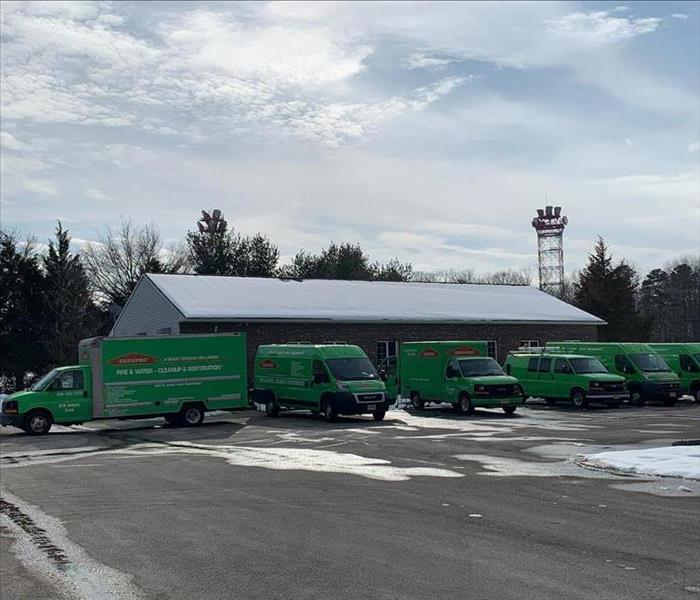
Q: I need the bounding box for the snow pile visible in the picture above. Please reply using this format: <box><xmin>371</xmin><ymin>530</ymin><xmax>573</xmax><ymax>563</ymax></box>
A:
<box><xmin>583</xmin><ymin>446</ymin><xmax>700</xmax><ymax>480</ymax></box>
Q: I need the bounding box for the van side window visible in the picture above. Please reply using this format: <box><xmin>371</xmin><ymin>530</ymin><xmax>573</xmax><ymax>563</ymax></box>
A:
<box><xmin>553</xmin><ymin>359</ymin><xmax>569</xmax><ymax>374</ymax></box>
<box><xmin>58</xmin><ymin>370</ymin><xmax>84</xmax><ymax>391</ymax></box>
<box><xmin>313</xmin><ymin>360</ymin><xmax>326</xmax><ymax>377</ymax></box>
<box><xmin>615</xmin><ymin>355</ymin><xmax>634</xmax><ymax>374</ymax></box>
<box><xmin>538</xmin><ymin>358</ymin><xmax>552</xmax><ymax>373</ymax></box>
<box><xmin>680</xmin><ymin>355</ymin><xmax>697</xmax><ymax>372</ymax></box>
<box><xmin>446</xmin><ymin>360</ymin><xmax>460</xmax><ymax>378</ymax></box>
<box><xmin>527</xmin><ymin>358</ymin><xmax>539</xmax><ymax>372</ymax></box>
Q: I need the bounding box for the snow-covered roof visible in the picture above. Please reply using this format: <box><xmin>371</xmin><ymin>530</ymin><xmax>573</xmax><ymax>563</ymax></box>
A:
<box><xmin>141</xmin><ymin>274</ymin><xmax>604</xmax><ymax>325</ymax></box>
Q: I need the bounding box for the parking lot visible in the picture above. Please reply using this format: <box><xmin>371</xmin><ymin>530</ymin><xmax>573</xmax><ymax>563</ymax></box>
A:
<box><xmin>1</xmin><ymin>401</ymin><xmax>699</xmax><ymax>600</ymax></box>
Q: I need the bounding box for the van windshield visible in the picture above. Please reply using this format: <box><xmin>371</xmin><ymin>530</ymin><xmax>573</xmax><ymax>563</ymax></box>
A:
<box><xmin>570</xmin><ymin>357</ymin><xmax>608</xmax><ymax>374</ymax></box>
<box><xmin>458</xmin><ymin>358</ymin><xmax>505</xmax><ymax>377</ymax></box>
<box><xmin>30</xmin><ymin>369</ymin><xmax>59</xmax><ymax>391</ymax></box>
<box><xmin>629</xmin><ymin>353</ymin><xmax>671</xmax><ymax>372</ymax></box>
<box><xmin>325</xmin><ymin>358</ymin><xmax>379</xmax><ymax>381</ymax></box>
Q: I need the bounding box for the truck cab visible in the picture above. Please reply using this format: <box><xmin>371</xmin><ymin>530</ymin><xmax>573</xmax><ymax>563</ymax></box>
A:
<box><xmin>648</xmin><ymin>343</ymin><xmax>700</xmax><ymax>402</ymax></box>
<box><xmin>0</xmin><ymin>365</ymin><xmax>92</xmax><ymax>434</ymax></box>
<box><xmin>254</xmin><ymin>344</ymin><xmax>388</xmax><ymax>422</ymax></box>
<box><xmin>546</xmin><ymin>342</ymin><xmax>682</xmax><ymax>406</ymax></box>
<box><xmin>504</xmin><ymin>352</ymin><xmax>626</xmax><ymax>409</ymax></box>
<box><xmin>383</xmin><ymin>341</ymin><xmax>522</xmax><ymax>415</ymax></box>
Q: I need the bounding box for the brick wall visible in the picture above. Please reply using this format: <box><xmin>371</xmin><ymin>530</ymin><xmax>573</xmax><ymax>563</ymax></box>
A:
<box><xmin>180</xmin><ymin>321</ymin><xmax>598</xmax><ymax>373</ymax></box>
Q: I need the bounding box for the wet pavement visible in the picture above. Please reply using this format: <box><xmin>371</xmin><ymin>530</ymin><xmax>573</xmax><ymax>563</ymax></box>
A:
<box><xmin>1</xmin><ymin>401</ymin><xmax>699</xmax><ymax>599</ymax></box>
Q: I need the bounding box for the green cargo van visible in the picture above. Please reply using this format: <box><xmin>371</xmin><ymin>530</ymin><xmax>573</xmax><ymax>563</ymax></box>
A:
<box><xmin>253</xmin><ymin>344</ymin><xmax>388</xmax><ymax>422</ymax></box>
<box><xmin>381</xmin><ymin>341</ymin><xmax>522</xmax><ymax>415</ymax></box>
<box><xmin>649</xmin><ymin>343</ymin><xmax>700</xmax><ymax>402</ymax></box>
<box><xmin>0</xmin><ymin>334</ymin><xmax>248</xmax><ymax>435</ymax></box>
<box><xmin>504</xmin><ymin>352</ymin><xmax>627</xmax><ymax>409</ymax></box>
<box><xmin>546</xmin><ymin>342</ymin><xmax>682</xmax><ymax>406</ymax></box>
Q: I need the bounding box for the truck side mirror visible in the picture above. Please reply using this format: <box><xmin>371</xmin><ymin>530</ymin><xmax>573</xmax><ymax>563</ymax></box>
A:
<box><xmin>378</xmin><ymin>369</ymin><xmax>387</xmax><ymax>381</ymax></box>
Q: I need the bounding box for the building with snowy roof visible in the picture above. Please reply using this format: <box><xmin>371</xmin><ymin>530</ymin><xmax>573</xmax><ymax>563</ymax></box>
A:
<box><xmin>111</xmin><ymin>274</ymin><xmax>603</xmax><ymax>366</ymax></box>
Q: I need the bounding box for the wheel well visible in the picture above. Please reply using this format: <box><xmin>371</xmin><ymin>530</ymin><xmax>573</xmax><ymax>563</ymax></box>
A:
<box><xmin>320</xmin><ymin>392</ymin><xmax>333</xmax><ymax>409</ymax></box>
<box><xmin>570</xmin><ymin>387</ymin><xmax>585</xmax><ymax>398</ymax></box>
<box><xmin>180</xmin><ymin>401</ymin><xmax>206</xmax><ymax>412</ymax></box>
<box><xmin>459</xmin><ymin>390</ymin><xmax>470</xmax><ymax>398</ymax></box>
<box><xmin>24</xmin><ymin>407</ymin><xmax>53</xmax><ymax>421</ymax></box>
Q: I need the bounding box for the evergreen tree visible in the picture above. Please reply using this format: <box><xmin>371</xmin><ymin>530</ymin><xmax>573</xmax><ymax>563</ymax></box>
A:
<box><xmin>0</xmin><ymin>231</ymin><xmax>46</xmax><ymax>390</ymax></box>
<box><xmin>573</xmin><ymin>237</ymin><xmax>648</xmax><ymax>341</ymax></box>
<box><xmin>246</xmin><ymin>233</ymin><xmax>280</xmax><ymax>277</ymax></box>
<box><xmin>640</xmin><ymin>268</ymin><xmax>671</xmax><ymax>341</ymax></box>
<box><xmin>42</xmin><ymin>222</ymin><xmax>99</xmax><ymax>366</ymax></box>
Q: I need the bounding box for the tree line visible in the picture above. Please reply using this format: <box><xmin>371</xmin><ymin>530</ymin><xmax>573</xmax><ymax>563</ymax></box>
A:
<box><xmin>1</xmin><ymin>211</ymin><xmax>697</xmax><ymax>391</ymax></box>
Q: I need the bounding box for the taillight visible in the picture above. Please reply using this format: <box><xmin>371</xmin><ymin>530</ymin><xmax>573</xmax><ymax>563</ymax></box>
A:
<box><xmin>2</xmin><ymin>400</ymin><xmax>18</xmax><ymax>414</ymax></box>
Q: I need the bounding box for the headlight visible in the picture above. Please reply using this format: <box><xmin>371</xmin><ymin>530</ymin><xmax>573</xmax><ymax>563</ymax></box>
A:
<box><xmin>590</xmin><ymin>381</ymin><xmax>602</xmax><ymax>390</ymax></box>
<box><xmin>2</xmin><ymin>400</ymin><xmax>18</xmax><ymax>414</ymax></box>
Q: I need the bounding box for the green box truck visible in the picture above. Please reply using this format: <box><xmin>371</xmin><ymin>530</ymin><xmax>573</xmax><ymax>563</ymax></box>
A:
<box><xmin>648</xmin><ymin>343</ymin><xmax>700</xmax><ymax>402</ymax></box>
<box><xmin>504</xmin><ymin>351</ymin><xmax>627</xmax><ymax>409</ymax></box>
<box><xmin>381</xmin><ymin>341</ymin><xmax>522</xmax><ymax>415</ymax></box>
<box><xmin>253</xmin><ymin>344</ymin><xmax>388</xmax><ymax>422</ymax></box>
<box><xmin>545</xmin><ymin>342</ymin><xmax>682</xmax><ymax>406</ymax></box>
<box><xmin>1</xmin><ymin>334</ymin><xmax>248</xmax><ymax>435</ymax></box>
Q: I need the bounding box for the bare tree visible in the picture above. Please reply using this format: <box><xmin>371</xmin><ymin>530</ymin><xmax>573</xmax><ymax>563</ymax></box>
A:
<box><xmin>82</xmin><ymin>218</ymin><xmax>187</xmax><ymax>307</ymax></box>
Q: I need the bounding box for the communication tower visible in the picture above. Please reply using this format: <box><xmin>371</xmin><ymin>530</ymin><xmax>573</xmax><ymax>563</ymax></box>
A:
<box><xmin>531</xmin><ymin>205</ymin><xmax>567</xmax><ymax>296</ymax></box>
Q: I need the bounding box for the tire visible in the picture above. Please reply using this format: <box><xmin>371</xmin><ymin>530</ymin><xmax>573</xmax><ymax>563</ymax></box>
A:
<box><xmin>503</xmin><ymin>405</ymin><xmax>517</xmax><ymax>415</ymax></box>
<box><xmin>455</xmin><ymin>393</ymin><xmax>474</xmax><ymax>415</ymax></box>
<box><xmin>410</xmin><ymin>393</ymin><xmax>424</xmax><ymax>411</ymax></box>
<box><xmin>265</xmin><ymin>396</ymin><xmax>280</xmax><ymax>418</ymax></box>
<box><xmin>693</xmin><ymin>388</ymin><xmax>700</xmax><ymax>403</ymax></box>
<box><xmin>324</xmin><ymin>400</ymin><xmax>338</xmax><ymax>423</ymax></box>
<box><xmin>180</xmin><ymin>404</ymin><xmax>205</xmax><ymax>427</ymax></box>
<box><xmin>23</xmin><ymin>410</ymin><xmax>53</xmax><ymax>435</ymax></box>
<box><xmin>571</xmin><ymin>389</ymin><xmax>588</xmax><ymax>410</ymax></box>
<box><xmin>372</xmin><ymin>410</ymin><xmax>386</xmax><ymax>421</ymax></box>
<box><xmin>629</xmin><ymin>389</ymin><xmax>645</xmax><ymax>407</ymax></box>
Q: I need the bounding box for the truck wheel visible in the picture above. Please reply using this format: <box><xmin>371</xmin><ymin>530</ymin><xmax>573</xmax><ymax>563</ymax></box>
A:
<box><xmin>629</xmin><ymin>389</ymin><xmax>645</xmax><ymax>407</ymax></box>
<box><xmin>571</xmin><ymin>389</ymin><xmax>588</xmax><ymax>410</ymax></box>
<box><xmin>503</xmin><ymin>406</ymin><xmax>517</xmax><ymax>416</ymax></box>
<box><xmin>410</xmin><ymin>393</ymin><xmax>424</xmax><ymax>411</ymax></box>
<box><xmin>695</xmin><ymin>388</ymin><xmax>700</xmax><ymax>403</ymax></box>
<box><xmin>372</xmin><ymin>410</ymin><xmax>386</xmax><ymax>421</ymax></box>
<box><xmin>265</xmin><ymin>396</ymin><xmax>280</xmax><ymax>417</ymax></box>
<box><xmin>180</xmin><ymin>404</ymin><xmax>205</xmax><ymax>426</ymax></box>
<box><xmin>23</xmin><ymin>410</ymin><xmax>53</xmax><ymax>435</ymax></box>
<box><xmin>455</xmin><ymin>393</ymin><xmax>474</xmax><ymax>415</ymax></box>
<box><xmin>324</xmin><ymin>400</ymin><xmax>338</xmax><ymax>423</ymax></box>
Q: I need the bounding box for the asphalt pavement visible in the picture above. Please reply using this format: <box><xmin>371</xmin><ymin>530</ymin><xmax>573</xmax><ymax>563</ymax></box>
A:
<box><xmin>1</xmin><ymin>401</ymin><xmax>699</xmax><ymax>600</ymax></box>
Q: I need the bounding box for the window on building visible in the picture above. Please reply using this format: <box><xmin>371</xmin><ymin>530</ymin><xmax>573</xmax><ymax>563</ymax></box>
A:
<box><xmin>538</xmin><ymin>358</ymin><xmax>552</xmax><ymax>373</ymax></box>
<box><xmin>520</xmin><ymin>340</ymin><xmax>540</xmax><ymax>348</ymax></box>
<box><xmin>376</xmin><ymin>341</ymin><xmax>398</xmax><ymax>363</ymax></box>
<box><xmin>486</xmin><ymin>340</ymin><xmax>497</xmax><ymax>359</ymax></box>
<box><xmin>527</xmin><ymin>358</ymin><xmax>539</xmax><ymax>372</ymax></box>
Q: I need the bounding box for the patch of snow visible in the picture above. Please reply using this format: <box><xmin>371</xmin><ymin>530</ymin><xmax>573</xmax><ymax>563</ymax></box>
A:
<box><xmin>583</xmin><ymin>446</ymin><xmax>700</xmax><ymax>480</ymax></box>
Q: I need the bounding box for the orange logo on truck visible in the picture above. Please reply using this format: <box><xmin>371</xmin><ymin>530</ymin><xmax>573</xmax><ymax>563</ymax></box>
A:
<box><xmin>448</xmin><ymin>346</ymin><xmax>481</xmax><ymax>357</ymax></box>
<box><xmin>419</xmin><ymin>348</ymin><xmax>439</xmax><ymax>358</ymax></box>
<box><xmin>108</xmin><ymin>353</ymin><xmax>157</xmax><ymax>366</ymax></box>
<box><xmin>259</xmin><ymin>359</ymin><xmax>277</xmax><ymax>369</ymax></box>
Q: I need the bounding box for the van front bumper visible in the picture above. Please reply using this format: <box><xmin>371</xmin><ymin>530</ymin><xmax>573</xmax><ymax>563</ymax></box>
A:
<box><xmin>472</xmin><ymin>395</ymin><xmax>522</xmax><ymax>408</ymax></box>
<box><xmin>333</xmin><ymin>392</ymin><xmax>389</xmax><ymax>415</ymax></box>
<box><xmin>587</xmin><ymin>391</ymin><xmax>626</xmax><ymax>402</ymax></box>
<box><xmin>640</xmin><ymin>381</ymin><xmax>682</xmax><ymax>401</ymax></box>
<box><xmin>0</xmin><ymin>413</ymin><xmax>24</xmax><ymax>428</ymax></box>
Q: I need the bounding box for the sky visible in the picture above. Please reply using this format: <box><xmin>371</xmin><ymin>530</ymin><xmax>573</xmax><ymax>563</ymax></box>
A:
<box><xmin>1</xmin><ymin>0</ymin><xmax>699</xmax><ymax>276</ymax></box>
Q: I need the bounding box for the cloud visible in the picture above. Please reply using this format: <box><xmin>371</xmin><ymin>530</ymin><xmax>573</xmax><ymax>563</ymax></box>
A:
<box><xmin>404</xmin><ymin>51</ymin><xmax>457</xmax><ymax>70</ymax></box>
<box><xmin>671</xmin><ymin>13</ymin><xmax>690</xmax><ymax>20</ymax></box>
<box><xmin>0</xmin><ymin>131</ymin><xmax>29</xmax><ymax>151</ymax></box>
<box><xmin>545</xmin><ymin>10</ymin><xmax>660</xmax><ymax>45</ymax></box>
<box><xmin>83</xmin><ymin>188</ymin><xmax>109</xmax><ymax>201</ymax></box>
<box><xmin>688</xmin><ymin>142</ymin><xmax>700</xmax><ymax>153</ymax></box>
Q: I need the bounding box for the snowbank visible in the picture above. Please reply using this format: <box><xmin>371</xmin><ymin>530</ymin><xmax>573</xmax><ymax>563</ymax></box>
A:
<box><xmin>583</xmin><ymin>446</ymin><xmax>700</xmax><ymax>480</ymax></box>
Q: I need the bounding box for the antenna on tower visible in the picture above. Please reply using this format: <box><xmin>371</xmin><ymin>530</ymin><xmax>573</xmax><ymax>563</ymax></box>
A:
<box><xmin>531</xmin><ymin>204</ymin><xmax>567</xmax><ymax>297</ymax></box>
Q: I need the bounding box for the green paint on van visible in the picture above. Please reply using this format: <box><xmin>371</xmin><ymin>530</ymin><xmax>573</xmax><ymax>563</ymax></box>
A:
<box><xmin>648</xmin><ymin>343</ymin><xmax>700</xmax><ymax>402</ymax></box>
<box><xmin>253</xmin><ymin>344</ymin><xmax>388</xmax><ymax>422</ymax></box>
<box><xmin>381</xmin><ymin>341</ymin><xmax>522</xmax><ymax>415</ymax></box>
<box><xmin>504</xmin><ymin>352</ymin><xmax>626</xmax><ymax>409</ymax></box>
<box><xmin>545</xmin><ymin>342</ymin><xmax>682</xmax><ymax>406</ymax></box>
<box><xmin>0</xmin><ymin>334</ymin><xmax>248</xmax><ymax>434</ymax></box>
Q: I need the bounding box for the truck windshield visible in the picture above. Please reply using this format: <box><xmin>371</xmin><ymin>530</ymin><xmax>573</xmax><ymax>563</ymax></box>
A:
<box><xmin>570</xmin><ymin>357</ymin><xmax>608</xmax><ymax>374</ymax></box>
<box><xmin>325</xmin><ymin>358</ymin><xmax>379</xmax><ymax>381</ymax></box>
<box><xmin>30</xmin><ymin>369</ymin><xmax>59</xmax><ymax>391</ymax></box>
<box><xmin>458</xmin><ymin>358</ymin><xmax>505</xmax><ymax>377</ymax></box>
<box><xmin>629</xmin><ymin>353</ymin><xmax>671</xmax><ymax>372</ymax></box>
